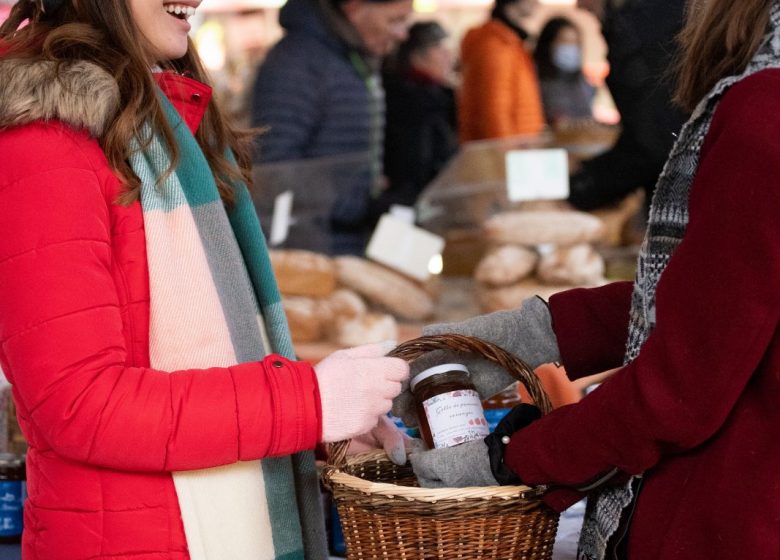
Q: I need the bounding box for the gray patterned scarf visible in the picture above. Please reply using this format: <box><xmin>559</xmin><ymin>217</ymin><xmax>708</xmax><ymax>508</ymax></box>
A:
<box><xmin>578</xmin><ymin>3</ymin><xmax>780</xmax><ymax>558</ymax></box>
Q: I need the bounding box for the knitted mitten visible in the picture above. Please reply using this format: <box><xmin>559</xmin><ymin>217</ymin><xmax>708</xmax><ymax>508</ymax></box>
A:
<box><xmin>315</xmin><ymin>343</ymin><xmax>409</xmax><ymax>443</ymax></box>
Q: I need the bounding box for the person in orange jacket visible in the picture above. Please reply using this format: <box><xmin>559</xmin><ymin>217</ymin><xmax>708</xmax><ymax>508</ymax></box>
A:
<box><xmin>458</xmin><ymin>0</ymin><xmax>545</xmax><ymax>141</ymax></box>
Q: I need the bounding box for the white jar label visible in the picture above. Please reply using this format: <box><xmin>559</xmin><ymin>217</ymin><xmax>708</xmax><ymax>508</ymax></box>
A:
<box><xmin>423</xmin><ymin>389</ymin><xmax>490</xmax><ymax>449</ymax></box>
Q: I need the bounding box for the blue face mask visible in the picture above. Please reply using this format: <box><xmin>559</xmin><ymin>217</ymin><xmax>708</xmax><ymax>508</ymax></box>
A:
<box><xmin>552</xmin><ymin>44</ymin><xmax>582</xmax><ymax>73</ymax></box>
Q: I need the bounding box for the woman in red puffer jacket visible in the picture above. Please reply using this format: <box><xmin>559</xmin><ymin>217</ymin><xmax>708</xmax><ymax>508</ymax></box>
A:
<box><xmin>0</xmin><ymin>1</ymin><xmax>409</xmax><ymax>559</ymax></box>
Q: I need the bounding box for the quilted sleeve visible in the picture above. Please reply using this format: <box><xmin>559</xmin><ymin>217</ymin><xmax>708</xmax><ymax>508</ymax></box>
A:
<box><xmin>250</xmin><ymin>38</ymin><xmax>324</xmax><ymax>162</ymax></box>
<box><xmin>0</xmin><ymin>124</ymin><xmax>320</xmax><ymax>472</ymax></box>
<box><xmin>466</xmin><ymin>38</ymin><xmax>519</xmax><ymax>139</ymax></box>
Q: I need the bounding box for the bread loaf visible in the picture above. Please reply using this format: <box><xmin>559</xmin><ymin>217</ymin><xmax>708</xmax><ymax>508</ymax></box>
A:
<box><xmin>270</xmin><ymin>250</ymin><xmax>337</xmax><ymax>297</ymax></box>
<box><xmin>537</xmin><ymin>244</ymin><xmax>606</xmax><ymax>286</ymax></box>
<box><xmin>335</xmin><ymin>256</ymin><xmax>435</xmax><ymax>321</ymax></box>
<box><xmin>334</xmin><ymin>312</ymin><xmax>399</xmax><ymax>347</ymax></box>
<box><xmin>320</xmin><ymin>289</ymin><xmax>367</xmax><ymax>322</ymax></box>
<box><xmin>476</xmin><ymin>281</ymin><xmax>573</xmax><ymax>313</ymax></box>
<box><xmin>484</xmin><ymin>210</ymin><xmax>605</xmax><ymax>247</ymax></box>
<box><xmin>475</xmin><ymin>245</ymin><xmax>538</xmax><ymax>287</ymax></box>
<box><xmin>282</xmin><ymin>296</ymin><xmax>324</xmax><ymax>343</ymax></box>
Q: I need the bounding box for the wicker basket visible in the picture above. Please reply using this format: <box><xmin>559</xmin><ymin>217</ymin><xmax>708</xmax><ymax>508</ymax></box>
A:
<box><xmin>322</xmin><ymin>334</ymin><xmax>559</xmax><ymax>559</ymax></box>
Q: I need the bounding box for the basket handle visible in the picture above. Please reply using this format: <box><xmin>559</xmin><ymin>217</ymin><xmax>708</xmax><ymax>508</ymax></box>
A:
<box><xmin>327</xmin><ymin>333</ymin><xmax>553</xmax><ymax>468</ymax></box>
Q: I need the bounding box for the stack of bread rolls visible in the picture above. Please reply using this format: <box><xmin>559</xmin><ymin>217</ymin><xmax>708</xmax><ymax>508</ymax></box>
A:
<box><xmin>271</xmin><ymin>250</ymin><xmax>436</xmax><ymax>346</ymax></box>
<box><xmin>475</xmin><ymin>210</ymin><xmax>608</xmax><ymax>312</ymax></box>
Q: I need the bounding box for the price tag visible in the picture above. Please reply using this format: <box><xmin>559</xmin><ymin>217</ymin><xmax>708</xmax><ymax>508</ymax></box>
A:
<box><xmin>506</xmin><ymin>148</ymin><xmax>569</xmax><ymax>202</ymax></box>
<box><xmin>366</xmin><ymin>214</ymin><xmax>445</xmax><ymax>282</ymax></box>
<box><xmin>269</xmin><ymin>190</ymin><xmax>293</xmax><ymax>247</ymax></box>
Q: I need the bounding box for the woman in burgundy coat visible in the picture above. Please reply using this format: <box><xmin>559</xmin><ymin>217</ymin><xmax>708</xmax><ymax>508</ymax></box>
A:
<box><xmin>393</xmin><ymin>1</ymin><xmax>780</xmax><ymax>559</ymax></box>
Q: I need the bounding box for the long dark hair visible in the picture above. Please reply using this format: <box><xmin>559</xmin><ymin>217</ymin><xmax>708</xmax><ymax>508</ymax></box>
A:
<box><xmin>674</xmin><ymin>0</ymin><xmax>774</xmax><ymax>111</ymax></box>
<box><xmin>533</xmin><ymin>17</ymin><xmax>580</xmax><ymax>80</ymax></box>
<box><xmin>0</xmin><ymin>0</ymin><xmax>253</xmax><ymax>205</ymax></box>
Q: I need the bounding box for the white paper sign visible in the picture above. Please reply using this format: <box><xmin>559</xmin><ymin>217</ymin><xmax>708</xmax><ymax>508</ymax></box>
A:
<box><xmin>269</xmin><ymin>190</ymin><xmax>294</xmax><ymax>247</ymax></box>
<box><xmin>506</xmin><ymin>148</ymin><xmax>569</xmax><ymax>202</ymax></box>
<box><xmin>389</xmin><ymin>204</ymin><xmax>416</xmax><ymax>224</ymax></box>
<box><xmin>366</xmin><ymin>214</ymin><xmax>445</xmax><ymax>282</ymax></box>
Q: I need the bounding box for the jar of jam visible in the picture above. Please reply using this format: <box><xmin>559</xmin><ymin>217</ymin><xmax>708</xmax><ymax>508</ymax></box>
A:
<box><xmin>0</xmin><ymin>453</ymin><xmax>25</xmax><ymax>544</ymax></box>
<box><xmin>411</xmin><ymin>364</ymin><xmax>490</xmax><ymax>450</ymax></box>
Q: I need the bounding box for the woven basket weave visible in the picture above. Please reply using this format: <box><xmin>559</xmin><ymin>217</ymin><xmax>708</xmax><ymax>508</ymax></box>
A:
<box><xmin>322</xmin><ymin>334</ymin><xmax>559</xmax><ymax>559</ymax></box>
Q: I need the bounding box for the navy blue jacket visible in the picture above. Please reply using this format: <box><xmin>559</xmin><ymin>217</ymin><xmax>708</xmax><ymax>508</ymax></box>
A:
<box><xmin>251</xmin><ymin>0</ymin><xmax>374</xmax><ymax>162</ymax></box>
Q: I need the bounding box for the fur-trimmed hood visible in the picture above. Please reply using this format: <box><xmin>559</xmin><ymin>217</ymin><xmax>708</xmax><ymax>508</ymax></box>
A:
<box><xmin>0</xmin><ymin>58</ymin><xmax>120</xmax><ymax>137</ymax></box>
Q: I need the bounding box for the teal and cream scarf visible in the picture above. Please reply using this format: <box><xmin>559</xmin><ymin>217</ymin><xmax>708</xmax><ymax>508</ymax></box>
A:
<box><xmin>128</xmin><ymin>92</ymin><xmax>326</xmax><ymax>560</ymax></box>
<box><xmin>578</xmin><ymin>3</ymin><xmax>780</xmax><ymax>558</ymax></box>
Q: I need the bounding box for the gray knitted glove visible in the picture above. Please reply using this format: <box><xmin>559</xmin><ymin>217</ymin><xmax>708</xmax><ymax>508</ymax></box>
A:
<box><xmin>410</xmin><ymin>440</ymin><xmax>497</xmax><ymax>488</ymax></box>
<box><xmin>392</xmin><ymin>296</ymin><xmax>560</xmax><ymax>427</ymax></box>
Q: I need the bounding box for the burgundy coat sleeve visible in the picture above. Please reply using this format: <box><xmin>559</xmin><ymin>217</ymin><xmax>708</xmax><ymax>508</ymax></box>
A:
<box><xmin>548</xmin><ymin>282</ymin><xmax>634</xmax><ymax>380</ymax></box>
<box><xmin>504</xmin><ymin>71</ymin><xmax>780</xmax><ymax>509</ymax></box>
<box><xmin>0</xmin><ymin>124</ymin><xmax>321</xmax><ymax>472</ymax></box>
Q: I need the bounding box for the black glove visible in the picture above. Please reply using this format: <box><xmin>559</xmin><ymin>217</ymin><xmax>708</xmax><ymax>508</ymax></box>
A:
<box><xmin>484</xmin><ymin>404</ymin><xmax>542</xmax><ymax>485</ymax></box>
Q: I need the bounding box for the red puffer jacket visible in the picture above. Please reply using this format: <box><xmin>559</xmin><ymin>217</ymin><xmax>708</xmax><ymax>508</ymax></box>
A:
<box><xmin>0</xmin><ymin>62</ymin><xmax>321</xmax><ymax>559</ymax></box>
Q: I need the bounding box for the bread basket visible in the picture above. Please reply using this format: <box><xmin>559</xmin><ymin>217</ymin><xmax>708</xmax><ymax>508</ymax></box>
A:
<box><xmin>322</xmin><ymin>334</ymin><xmax>559</xmax><ymax>559</ymax></box>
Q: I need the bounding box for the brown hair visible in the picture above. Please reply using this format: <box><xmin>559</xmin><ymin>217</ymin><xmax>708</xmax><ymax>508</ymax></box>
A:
<box><xmin>674</xmin><ymin>0</ymin><xmax>774</xmax><ymax>111</ymax></box>
<box><xmin>0</xmin><ymin>0</ymin><xmax>253</xmax><ymax>205</ymax></box>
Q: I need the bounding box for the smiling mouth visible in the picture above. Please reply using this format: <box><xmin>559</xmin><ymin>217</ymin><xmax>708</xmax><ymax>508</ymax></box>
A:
<box><xmin>164</xmin><ymin>4</ymin><xmax>196</xmax><ymax>20</ymax></box>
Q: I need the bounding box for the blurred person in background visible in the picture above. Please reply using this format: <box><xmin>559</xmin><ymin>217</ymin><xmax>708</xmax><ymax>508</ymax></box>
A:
<box><xmin>568</xmin><ymin>0</ymin><xmax>688</xmax><ymax>212</ymax></box>
<box><xmin>533</xmin><ymin>17</ymin><xmax>595</xmax><ymax>125</ymax></box>
<box><xmin>371</xmin><ymin>21</ymin><xmax>458</xmax><ymax>224</ymax></box>
<box><xmin>458</xmin><ymin>0</ymin><xmax>545</xmax><ymax>141</ymax></box>
<box><xmin>0</xmin><ymin>0</ymin><xmax>411</xmax><ymax>557</ymax></box>
<box><xmin>393</xmin><ymin>1</ymin><xmax>780</xmax><ymax>559</ymax></box>
<box><xmin>251</xmin><ymin>0</ymin><xmax>413</xmax><ymax>255</ymax></box>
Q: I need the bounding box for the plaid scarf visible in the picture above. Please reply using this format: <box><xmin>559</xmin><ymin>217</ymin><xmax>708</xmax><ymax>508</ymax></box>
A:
<box><xmin>577</xmin><ymin>4</ymin><xmax>780</xmax><ymax>558</ymax></box>
<box><xmin>129</xmin><ymin>92</ymin><xmax>326</xmax><ymax>560</ymax></box>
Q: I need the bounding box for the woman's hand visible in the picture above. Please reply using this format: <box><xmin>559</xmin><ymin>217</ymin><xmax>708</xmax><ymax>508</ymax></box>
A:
<box><xmin>392</xmin><ymin>297</ymin><xmax>560</xmax><ymax>427</ymax></box>
<box><xmin>410</xmin><ymin>404</ymin><xmax>541</xmax><ymax>488</ymax></box>
<box><xmin>346</xmin><ymin>415</ymin><xmax>424</xmax><ymax>465</ymax></box>
<box><xmin>315</xmin><ymin>343</ymin><xmax>409</xmax><ymax>443</ymax></box>
<box><xmin>410</xmin><ymin>439</ymin><xmax>497</xmax><ymax>488</ymax></box>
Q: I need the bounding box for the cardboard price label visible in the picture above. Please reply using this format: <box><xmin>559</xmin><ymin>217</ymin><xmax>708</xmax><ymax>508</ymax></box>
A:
<box><xmin>366</xmin><ymin>214</ymin><xmax>445</xmax><ymax>282</ymax></box>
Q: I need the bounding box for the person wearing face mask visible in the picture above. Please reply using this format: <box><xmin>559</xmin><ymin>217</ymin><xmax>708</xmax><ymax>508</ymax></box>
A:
<box><xmin>458</xmin><ymin>0</ymin><xmax>545</xmax><ymax>141</ymax></box>
<box><xmin>250</xmin><ymin>0</ymin><xmax>413</xmax><ymax>255</ymax></box>
<box><xmin>370</xmin><ymin>21</ymin><xmax>458</xmax><ymax>224</ymax></box>
<box><xmin>0</xmin><ymin>1</ymin><xmax>411</xmax><ymax>558</ymax></box>
<box><xmin>533</xmin><ymin>17</ymin><xmax>595</xmax><ymax>124</ymax></box>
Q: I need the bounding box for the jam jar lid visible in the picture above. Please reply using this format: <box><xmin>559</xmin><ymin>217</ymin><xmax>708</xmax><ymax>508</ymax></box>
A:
<box><xmin>410</xmin><ymin>363</ymin><xmax>470</xmax><ymax>391</ymax></box>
